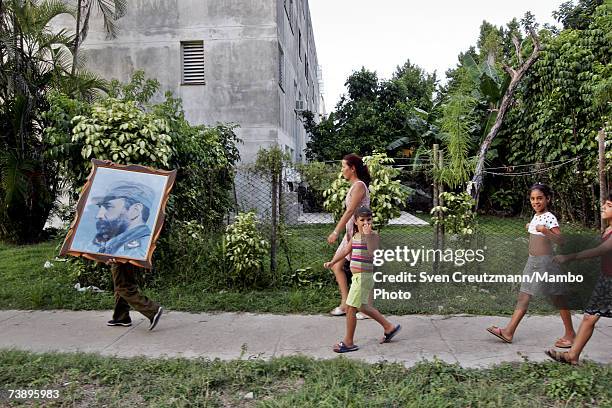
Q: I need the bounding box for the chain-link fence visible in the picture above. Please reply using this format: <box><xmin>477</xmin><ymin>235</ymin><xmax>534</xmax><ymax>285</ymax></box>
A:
<box><xmin>228</xmin><ymin>161</ymin><xmax>602</xmax><ymax>314</ymax></box>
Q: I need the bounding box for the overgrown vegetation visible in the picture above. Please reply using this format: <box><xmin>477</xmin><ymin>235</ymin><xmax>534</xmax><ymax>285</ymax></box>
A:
<box><xmin>0</xmin><ymin>350</ymin><xmax>609</xmax><ymax>407</ymax></box>
<box><xmin>0</xmin><ymin>0</ymin><xmax>107</xmax><ymax>243</ymax></box>
<box><xmin>223</xmin><ymin>211</ymin><xmax>269</xmax><ymax>289</ymax></box>
<box><xmin>44</xmin><ymin>71</ymin><xmax>241</xmax><ymax>288</ymax></box>
<box><xmin>303</xmin><ymin>1</ymin><xmax>610</xmax><ymax>227</ymax></box>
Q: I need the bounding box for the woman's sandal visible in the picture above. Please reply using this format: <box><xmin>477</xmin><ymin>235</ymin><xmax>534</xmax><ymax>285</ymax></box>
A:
<box><xmin>333</xmin><ymin>341</ymin><xmax>359</xmax><ymax>353</ymax></box>
<box><xmin>330</xmin><ymin>306</ymin><xmax>346</xmax><ymax>316</ymax></box>
<box><xmin>486</xmin><ymin>326</ymin><xmax>512</xmax><ymax>343</ymax></box>
<box><xmin>553</xmin><ymin>338</ymin><xmax>573</xmax><ymax>348</ymax></box>
<box><xmin>545</xmin><ymin>349</ymin><xmax>578</xmax><ymax>365</ymax></box>
<box><xmin>356</xmin><ymin>312</ymin><xmax>369</xmax><ymax>320</ymax></box>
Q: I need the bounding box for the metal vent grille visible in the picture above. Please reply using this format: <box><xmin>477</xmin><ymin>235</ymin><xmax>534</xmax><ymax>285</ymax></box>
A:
<box><xmin>181</xmin><ymin>41</ymin><xmax>205</xmax><ymax>85</ymax></box>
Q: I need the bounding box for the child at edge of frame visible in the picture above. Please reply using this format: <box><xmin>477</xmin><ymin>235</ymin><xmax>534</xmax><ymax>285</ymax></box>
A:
<box><xmin>546</xmin><ymin>193</ymin><xmax>612</xmax><ymax>365</ymax></box>
<box><xmin>324</xmin><ymin>205</ymin><xmax>401</xmax><ymax>353</ymax></box>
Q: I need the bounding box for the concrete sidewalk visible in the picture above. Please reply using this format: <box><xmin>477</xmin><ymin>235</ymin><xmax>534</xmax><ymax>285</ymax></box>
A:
<box><xmin>1</xmin><ymin>310</ymin><xmax>610</xmax><ymax>368</ymax></box>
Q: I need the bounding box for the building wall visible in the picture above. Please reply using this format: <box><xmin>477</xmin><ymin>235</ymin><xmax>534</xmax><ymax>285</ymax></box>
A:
<box><xmin>61</xmin><ymin>1</ymin><xmax>247</xmax><ymax>162</ymax></box>
<box><xmin>55</xmin><ymin>0</ymin><xmax>321</xmax><ymax>163</ymax></box>
<box><xmin>277</xmin><ymin>0</ymin><xmax>320</xmax><ymax>162</ymax></box>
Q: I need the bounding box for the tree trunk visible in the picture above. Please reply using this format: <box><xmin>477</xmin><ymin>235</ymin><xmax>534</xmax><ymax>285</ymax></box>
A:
<box><xmin>468</xmin><ymin>31</ymin><xmax>541</xmax><ymax>206</ymax></box>
<box><xmin>72</xmin><ymin>0</ymin><xmax>83</xmax><ymax>75</ymax></box>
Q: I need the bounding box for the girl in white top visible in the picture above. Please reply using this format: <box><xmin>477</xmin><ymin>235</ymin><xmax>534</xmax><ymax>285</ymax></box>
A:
<box><xmin>326</xmin><ymin>154</ymin><xmax>371</xmax><ymax>317</ymax></box>
<box><xmin>487</xmin><ymin>183</ymin><xmax>576</xmax><ymax>347</ymax></box>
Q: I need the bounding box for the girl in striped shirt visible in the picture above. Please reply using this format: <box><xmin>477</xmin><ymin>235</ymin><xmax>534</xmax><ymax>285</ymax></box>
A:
<box><xmin>324</xmin><ymin>206</ymin><xmax>401</xmax><ymax>353</ymax></box>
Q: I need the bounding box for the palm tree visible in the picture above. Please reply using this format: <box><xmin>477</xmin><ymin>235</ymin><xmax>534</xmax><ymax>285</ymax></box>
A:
<box><xmin>71</xmin><ymin>0</ymin><xmax>126</xmax><ymax>74</ymax></box>
<box><xmin>0</xmin><ymin>0</ymin><xmax>102</xmax><ymax>242</ymax></box>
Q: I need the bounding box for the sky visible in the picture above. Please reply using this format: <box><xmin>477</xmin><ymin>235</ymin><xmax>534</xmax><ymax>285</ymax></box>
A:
<box><xmin>309</xmin><ymin>0</ymin><xmax>565</xmax><ymax>112</ymax></box>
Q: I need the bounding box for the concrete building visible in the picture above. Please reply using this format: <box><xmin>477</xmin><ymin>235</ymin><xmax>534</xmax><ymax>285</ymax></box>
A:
<box><xmin>70</xmin><ymin>0</ymin><xmax>323</xmax><ymax>163</ymax></box>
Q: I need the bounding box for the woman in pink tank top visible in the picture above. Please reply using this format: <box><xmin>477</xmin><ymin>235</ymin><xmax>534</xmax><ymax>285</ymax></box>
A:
<box><xmin>326</xmin><ymin>154</ymin><xmax>371</xmax><ymax>317</ymax></box>
<box><xmin>547</xmin><ymin>194</ymin><xmax>612</xmax><ymax>365</ymax></box>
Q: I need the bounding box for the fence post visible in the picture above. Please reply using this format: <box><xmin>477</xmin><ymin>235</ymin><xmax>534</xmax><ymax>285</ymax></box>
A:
<box><xmin>599</xmin><ymin>129</ymin><xmax>608</xmax><ymax>233</ymax></box>
<box><xmin>432</xmin><ymin>144</ymin><xmax>439</xmax><ymax>273</ymax></box>
<box><xmin>270</xmin><ymin>169</ymin><xmax>278</xmax><ymax>275</ymax></box>
<box><xmin>438</xmin><ymin>150</ymin><xmax>445</xmax><ymax>249</ymax></box>
<box><xmin>277</xmin><ymin>162</ymin><xmax>292</xmax><ymax>274</ymax></box>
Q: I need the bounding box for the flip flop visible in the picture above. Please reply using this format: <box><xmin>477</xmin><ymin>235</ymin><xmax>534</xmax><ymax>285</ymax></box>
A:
<box><xmin>330</xmin><ymin>306</ymin><xmax>346</xmax><ymax>316</ymax></box>
<box><xmin>487</xmin><ymin>326</ymin><xmax>512</xmax><ymax>344</ymax></box>
<box><xmin>545</xmin><ymin>349</ymin><xmax>578</xmax><ymax>365</ymax></box>
<box><xmin>554</xmin><ymin>338</ymin><xmax>573</xmax><ymax>348</ymax></box>
<box><xmin>380</xmin><ymin>324</ymin><xmax>401</xmax><ymax>344</ymax></box>
<box><xmin>333</xmin><ymin>341</ymin><xmax>359</xmax><ymax>353</ymax></box>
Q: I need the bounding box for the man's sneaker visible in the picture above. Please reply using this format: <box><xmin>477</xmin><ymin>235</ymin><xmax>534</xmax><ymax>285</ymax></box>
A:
<box><xmin>149</xmin><ymin>306</ymin><xmax>163</xmax><ymax>331</ymax></box>
<box><xmin>107</xmin><ymin>318</ymin><xmax>132</xmax><ymax>327</ymax></box>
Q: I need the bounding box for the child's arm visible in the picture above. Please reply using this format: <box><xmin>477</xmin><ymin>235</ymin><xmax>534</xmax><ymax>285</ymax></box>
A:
<box><xmin>555</xmin><ymin>237</ymin><xmax>612</xmax><ymax>263</ymax></box>
<box><xmin>361</xmin><ymin>223</ymin><xmax>379</xmax><ymax>256</ymax></box>
<box><xmin>324</xmin><ymin>238</ymin><xmax>352</xmax><ymax>269</ymax></box>
<box><xmin>536</xmin><ymin>225</ymin><xmax>564</xmax><ymax>246</ymax></box>
<box><xmin>326</xmin><ymin>183</ymin><xmax>367</xmax><ymax>244</ymax></box>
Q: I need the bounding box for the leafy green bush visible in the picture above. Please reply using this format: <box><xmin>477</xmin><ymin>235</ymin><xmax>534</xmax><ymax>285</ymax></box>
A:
<box><xmin>431</xmin><ymin>192</ymin><xmax>477</xmax><ymax>236</ymax></box>
<box><xmin>71</xmin><ymin>98</ymin><xmax>172</xmax><ymax>166</ymax></box>
<box><xmin>323</xmin><ymin>151</ymin><xmax>409</xmax><ymax>229</ymax></box>
<box><xmin>223</xmin><ymin>212</ymin><xmax>269</xmax><ymax>288</ymax></box>
<box><xmin>322</xmin><ymin>174</ymin><xmax>350</xmax><ymax>221</ymax></box>
<box><xmin>152</xmin><ymin>221</ymin><xmax>227</xmax><ymax>289</ymax></box>
<box><xmin>489</xmin><ymin>188</ymin><xmax>517</xmax><ymax>214</ymax></box>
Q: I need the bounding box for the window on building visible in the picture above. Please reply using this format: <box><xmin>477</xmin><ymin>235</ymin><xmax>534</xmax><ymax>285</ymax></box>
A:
<box><xmin>298</xmin><ymin>30</ymin><xmax>302</xmax><ymax>60</ymax></box>
<box><xmin>304</xmin><ymin>56</ymin><xmax>309</xmax><ymax>84</ymax></box>
<box><xmin>278</xmin><ymin>44</ymin><xmax>285</xmax><ymax>91</ymax></box>
<box><xmin>181</xmin><ymin>41</ymin><xmax>205</xmax><ymax>85</ymax></box>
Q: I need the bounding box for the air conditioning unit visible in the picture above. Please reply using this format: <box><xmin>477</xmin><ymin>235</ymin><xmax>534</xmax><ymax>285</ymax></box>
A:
<box><xmin>295</xmin><ymin>100</ymin><xmax>305</xmax><ymax>111</ymax></box>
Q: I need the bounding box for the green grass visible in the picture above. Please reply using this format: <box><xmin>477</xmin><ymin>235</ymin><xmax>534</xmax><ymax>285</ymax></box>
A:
<box><xmin>0</xmin><ymin>215</ymin><xmax>601</xmax><ymax>315</ymax></box>
<box><xmin>0</xmin><ymin>350</ymin><xmax>609</xmax><ymax>407</ymax></box>
<box><xmin>0</xmin><ymin>240</ymin><xmax>337</xmax><ymax>313</ymax></box>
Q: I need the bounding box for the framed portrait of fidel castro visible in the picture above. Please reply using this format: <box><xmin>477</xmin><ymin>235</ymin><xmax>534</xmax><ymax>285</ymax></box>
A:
<box><xmin>60</xmin><ymin>159</ymin><xmax>177</xmax><ymax>269</ymax></box>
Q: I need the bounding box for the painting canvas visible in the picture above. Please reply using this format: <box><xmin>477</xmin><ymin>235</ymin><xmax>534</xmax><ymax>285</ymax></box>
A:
<box><xmin>60</xmin><ymin>160</ymin><xmax>177</xmax><ymax>269</ymax></box>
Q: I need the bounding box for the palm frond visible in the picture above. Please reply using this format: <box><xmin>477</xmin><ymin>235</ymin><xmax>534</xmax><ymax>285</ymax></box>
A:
<box><xmin>24</xmin><ymin>0</ymin><xmax>75</xmax><ymax>35</ymax></box>
<box><xmin>0</xmin><ymin>150</ymin><xmax>35</xmax><ymax>205</ymax></box>
<box><xmin>95</xmin><ymin>0</ymin><xmax>125</xmax><ymax>39</ymax></box>
<box><xmin>62</xmin><ymin>69</ymin><xmax>108</xmax><ymax>101</ymax></box>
